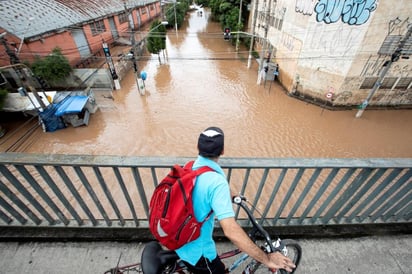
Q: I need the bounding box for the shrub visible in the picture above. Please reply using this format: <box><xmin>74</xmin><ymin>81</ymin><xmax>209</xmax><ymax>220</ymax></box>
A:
<box><xmin>30</xmin><ymin>47</ymin><xmax>72</xmax><ymax>83</ymax></box>
<box><xmin>0</xmin><ymin>88</ymin><xmax>8</xmax><ymax>110</ymax></box>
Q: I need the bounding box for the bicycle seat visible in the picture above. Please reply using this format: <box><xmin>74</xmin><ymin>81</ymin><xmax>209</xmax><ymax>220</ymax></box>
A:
<box><xmin>141</xmin><ymin>241</ymin><xmax>179</xmax><ymax>274</ymax></box>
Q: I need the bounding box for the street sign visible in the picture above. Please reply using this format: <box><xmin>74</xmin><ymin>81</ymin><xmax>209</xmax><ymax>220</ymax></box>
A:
<box><xmin>326</xmin><ymin>89</ymin><xmax>334</xmax><ymax>100</ymax></box>
<box><xmin>326</xmin><ymin>92</ymin><xmax>333</xmax><ymax>99</ymax></box>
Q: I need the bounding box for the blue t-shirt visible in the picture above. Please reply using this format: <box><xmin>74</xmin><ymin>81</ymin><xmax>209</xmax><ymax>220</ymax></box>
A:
<box><xmin>175</xmin><ymin>155</ymin><xmax>235</xmax><ymax>265</ymax></box>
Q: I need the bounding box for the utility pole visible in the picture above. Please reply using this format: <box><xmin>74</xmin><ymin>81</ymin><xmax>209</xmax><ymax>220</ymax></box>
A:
<box><xmin>174</xmin><ymin>1</ymin><xmax>178</xmax><ymax>35</ymax></box>
<box><xmin>235</xmin><ymin>0</ymin><xmax>242</xmax><ymax>52</ymax></box>
<box><xmin>247</xmin><ymin>0</ymin><xmax>259</xmax><ymax>68</ymax></box>
<box><xmin>102</xmin><ymin>41</ymin><xmax>120</xmax><ymax>90</ymax></box>
<box><xmin>257</xmin><ymin>0</ymin><xmax>271</xmax><ymax>81</ymax></box>
<box><xmin>356</xmin><ymin>24</ymin><xmax>412</xmax><ymax>118</ymax></box>
<box><xmin>124</xmin><ymin>0</ymin><xmax>142</xmax><ymax>93</ymax></box>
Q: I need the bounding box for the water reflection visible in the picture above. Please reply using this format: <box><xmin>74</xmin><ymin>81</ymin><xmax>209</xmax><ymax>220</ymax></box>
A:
<box><xmin>23</xmin><ymin>9</ymin><xmax>412</xmax><ymax>158</ymax></box>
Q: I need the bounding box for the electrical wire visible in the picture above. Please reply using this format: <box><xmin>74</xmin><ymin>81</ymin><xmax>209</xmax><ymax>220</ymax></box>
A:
<box><xmin>2</xmin><ymin>7</ymin><xmax>408</xmax><ymax>64</ymax></box>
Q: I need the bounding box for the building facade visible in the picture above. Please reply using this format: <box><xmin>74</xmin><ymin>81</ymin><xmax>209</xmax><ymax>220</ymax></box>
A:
<box><xmin>0</xmin><ymin>0</ymin><xmax>161</xmax><ymax>68</ymax></box>
<box><xmin>251</xmin><ymin>0</ymin><xmax>412</xmax><ymax>108</ymax></box>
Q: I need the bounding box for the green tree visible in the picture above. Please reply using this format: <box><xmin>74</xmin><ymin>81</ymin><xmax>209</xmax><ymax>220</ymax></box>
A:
<box><xmin>209</xmin><ymin>0</ymin><xmax>248</xmax><ymax>33</ymax></box>
<box><xmin>30</xmin><ymin>47</ymin><xmax>72</xmax><ymax>84</ymax></box>
<box><xmin>165</xmin><ymin>1</ymin><xmax>189</xmax><ymax>30</ymax></box>
<box><xmin>196</xmin><ymin>0</ymin><xmax>209</xmax><ymax>7</ymax></box>
<box><xmin>147</xmin><ymin>20</ymin><xmax>167</xmax><ymax>63</ymax></box>
<box><xmin>0</xmin><ymin>88</ymin><xmax>8</xmax><ymax>111</ymax></box>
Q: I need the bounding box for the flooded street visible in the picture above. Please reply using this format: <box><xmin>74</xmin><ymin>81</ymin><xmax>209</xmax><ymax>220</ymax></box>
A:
<box><xmin>8</xmin><ymin>10</ymin><xmax>412</xmax><ymax>158</ymax></box>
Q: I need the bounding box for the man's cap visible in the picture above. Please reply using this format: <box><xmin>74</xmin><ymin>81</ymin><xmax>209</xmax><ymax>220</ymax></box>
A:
<box><xmin>198</xmin><ymin>126</ymin><xmax>224</xmax><ymax>157</ymax></box>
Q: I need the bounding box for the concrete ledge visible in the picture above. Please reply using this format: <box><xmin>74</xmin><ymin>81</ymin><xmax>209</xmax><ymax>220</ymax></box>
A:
<box><xmin>1</xmin><ymin>223</ymin><xmax>411</xmax><ymax>242</ymax></box>
<box><xmin>287</xmin><ymin>90</ymin><xmax>412</xmax><ymax>111</ymax></box>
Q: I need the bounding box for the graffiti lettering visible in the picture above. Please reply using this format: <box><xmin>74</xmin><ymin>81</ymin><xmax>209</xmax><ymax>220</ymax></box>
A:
<box><xmin>307</xmin><ymin>24</ymin><xmax>363</xmax><ymax>56</ymax></box>
<box><xmin>295</xmin><ymin>0</ymin><xmax>317</xmax><ymax>16</ymax></box>
<box><xmin>360</xmin><ymin>55</ymin><xmax>387</xmax><ymax>77</ymax></box>
<box><xmin>281</xmin><ymin>33</ymin><xmax>297</xmax><ymax>52</ymax></box>
<box><xmin>392</xmin><ymin>64</ymin><xmax>412</xmax><ymax>77</ymax></box>
<box><xmin>388</xmin><ymin>17</ymin><xmax>411</xmax><ymax>35</ymax></box>
<box><xmin>314</xmin><ymin>0</ymin><xmax>378</xmax><ymax>25</ymax></box>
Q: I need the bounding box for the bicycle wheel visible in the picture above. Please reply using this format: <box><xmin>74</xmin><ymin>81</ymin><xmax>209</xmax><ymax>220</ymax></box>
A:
<box><xmin>246</xmin><ymin>239</ymin><xmax>302</xmax><ymax>274</ymax></box>
<box><xmin>278</xmin><ymin>239</ymin><xmax>301</xmax><ymax>274</ymax></box>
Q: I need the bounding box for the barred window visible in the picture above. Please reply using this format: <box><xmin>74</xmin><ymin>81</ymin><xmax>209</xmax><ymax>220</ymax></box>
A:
<box><xmin>395</xmin><ymin>77</ymin><xmax>412</xmax><ymax>89</ymax></box>
<box><xmin>361</xmin><ymin>77</ymin><xmax>411</xmax><ymax>90</ymax></box>
<box><xmin>118</xmin><ymin>12</ymin><xmax>128</xmax><ymax>24</ymax></box>
<box><xmin>381</xmin><ymin>77</ymin><xmax>397</xmax><ymax>89</ymax></box>
<box><xmin>90</xmin><ymin>20</ymin><xmax>106</xmax><ymax>36</ymax></box>
<box><xmin>141</xmin><ymin>7</ymin><xmax>147</xmax><ymax>14</ymax></box>
<box><xmin>278</xmin><ymin>18</ymin><xmax>283</xmax><ymax>30</ymax></box>
<box><xmin>360</xmin><ymin>77</ymin><xmax>378</xmax><ymax>89</ymax></box>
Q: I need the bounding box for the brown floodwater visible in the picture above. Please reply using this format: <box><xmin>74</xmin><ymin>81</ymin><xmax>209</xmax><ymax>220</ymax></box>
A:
<box><xmin>10</xmin><ymin>10</ymin><xmax>412</xmax><ymax>158</ymax></box>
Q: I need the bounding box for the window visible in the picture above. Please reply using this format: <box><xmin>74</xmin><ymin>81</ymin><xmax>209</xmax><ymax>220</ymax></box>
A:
<box><xmin>118</xmin><ymin>12</ymin><xmax>128</xmax><ymax>24</ymax></box>
<box><xmin>90</xmin><ymin>20</ymin><xmax>106</xmax><ymax>36</ymax></box>
<box><xmin>278</xmin><ymin>18</ymin><xmax>284</xmax><ymax>30</ymax></box>
<box><xmin>395</xmin><ymin>77</ymin><xmax>412</xmax><ymax>89</ymax></box>
<box><xmin>381</xmin><ymin>77</ymin><xmax>397</xmax><ymax>89</ymax></box>
<box><xmin>360</xmin><ymin>77</ymin><xmax>378</xmax><ymax>89</ymax></box>
<box><xmin>361</xmin><ymin>77</ymin><xmax>411</xmax><ymax>90</ymax></box>
<box><xmin>141</xmin><ymin>7</ymin><xmax>147</xmax><ymax>14</ymax></box>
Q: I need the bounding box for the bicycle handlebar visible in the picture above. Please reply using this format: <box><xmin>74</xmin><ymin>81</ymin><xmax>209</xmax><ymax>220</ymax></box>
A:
<box><xmin>232</xmin><ymin>195</ymin><xmax>277</xmax><ymax>253</ymax></box>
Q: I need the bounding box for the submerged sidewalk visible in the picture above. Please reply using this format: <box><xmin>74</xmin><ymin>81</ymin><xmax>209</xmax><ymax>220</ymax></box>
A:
<box><xmin>0</xmin><ymin>234</ymin><xmax>411</xmax><ymax>273</ymax></box>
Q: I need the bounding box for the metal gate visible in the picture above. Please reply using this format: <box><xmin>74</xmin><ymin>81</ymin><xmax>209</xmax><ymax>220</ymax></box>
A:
<box><xmin>108</xmin><ymin>17</ymin><xmax>119</xmax><ymax>40</ymax></box>
<box><xmin>72</xmin><ymin>29</ymin><xmax>91</xmax><ymax>58</ymax></box>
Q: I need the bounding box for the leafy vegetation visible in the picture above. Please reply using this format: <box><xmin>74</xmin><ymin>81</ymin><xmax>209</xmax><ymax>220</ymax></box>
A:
<box><xmin>30</xmin><ymin>47</ymin><xmax>72</xmax><ymax>84</ymax></box>
<box><xmin>164</xmin><ymin>0</ymin><xmax>190</xmax><ymax>30</ymax></box>
<box><xmin>147</xmin><ymin>20</ymin><xmax>168</xmax><ymax>62</ymax></box>
<box><xmin>209</xmin><ymin>0</ymin><xmax>249</xmax><ymax>32</ymax></box>
<box><xmin>0</xmin><ymin>88</ymin><xmax>8</xmax><ymax>110</ymax></box>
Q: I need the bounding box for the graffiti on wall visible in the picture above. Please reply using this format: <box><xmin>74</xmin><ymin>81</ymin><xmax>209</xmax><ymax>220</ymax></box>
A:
<box><xmin>296</xmin><ymin>0</ymin><xmax>378</xmax><ymax>25</ymax></box>
<box><xmin>307</xmin><ymin>24</ymin><xmax>363</xmax><ymax>55</ymax></box>
<box><xmin>295</xmin><ymin>0</ymin><xmax>317</xmax><ymax>15</ymax></box>
<box><xmin>360</xmin><ymin>17</ymin><xmax>412</xmax><ymax>77</ymax></box>
<box><xmin>360</xmin><ymin>55</ymin><xmax>412</xmax><ymax>77</ymax></box>
<box><xmin>281</xmin><ymin>32</ymin><xmax>299</xmax><ymax>52</ymax></box>
<box><xmin>388</xmin><ymin>17</ymin><xmax>411</xmax><ymax>35</ymax></box>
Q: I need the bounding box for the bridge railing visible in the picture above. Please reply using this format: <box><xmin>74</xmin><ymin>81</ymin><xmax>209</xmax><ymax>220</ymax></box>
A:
<box><xmin>0</xmin><ymin>153</ymin><xmax>411</xmax><ymax>239</ymax></box>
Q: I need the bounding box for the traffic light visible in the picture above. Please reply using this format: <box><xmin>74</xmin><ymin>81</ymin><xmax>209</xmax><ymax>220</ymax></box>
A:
<box><xmin>224</xmin><ymin>27</ymin><xmax>231</xmax><ymax>40</ymax></box>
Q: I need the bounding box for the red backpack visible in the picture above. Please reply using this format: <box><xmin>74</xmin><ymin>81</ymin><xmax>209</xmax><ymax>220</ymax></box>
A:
<box><xmin>149</xmin><ymin>161</ymin><xmax>214</xmax><ymax>250</ymax></box>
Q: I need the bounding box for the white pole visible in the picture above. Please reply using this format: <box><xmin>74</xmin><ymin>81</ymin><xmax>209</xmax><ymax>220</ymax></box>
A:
<box><xmin>236</xmin><ymin>0</ymin><xmax>242</xmax><ymax>52</ymax></box>
<box><xmin>248</xmin><ymin>0</ymin><xmax>259</xmax><ymax>68</ymax></box>
<box><xmin>17</xmin><ymin>18</ymin><xmax>34</xmax><ymax>56</ymax></box>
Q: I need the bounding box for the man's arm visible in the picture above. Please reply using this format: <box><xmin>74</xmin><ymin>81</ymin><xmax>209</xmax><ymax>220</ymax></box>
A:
<box><xmin>219</xmin><ymin>217</ymin><xmax>296</xmax><ymax>272</ymax></box>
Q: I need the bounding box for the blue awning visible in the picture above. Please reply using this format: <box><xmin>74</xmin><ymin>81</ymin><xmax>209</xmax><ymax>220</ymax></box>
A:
<box><xmin>55</xmin><ymin>95</ymin><xmax>89</xmax><ymax>117</ymax></box>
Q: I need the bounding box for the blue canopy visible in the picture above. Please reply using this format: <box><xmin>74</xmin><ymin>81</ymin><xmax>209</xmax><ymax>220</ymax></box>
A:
<box><xmin>55</xmin><ymin>95</ymin><xmax>88</xmax><ymax>117</ymax></box>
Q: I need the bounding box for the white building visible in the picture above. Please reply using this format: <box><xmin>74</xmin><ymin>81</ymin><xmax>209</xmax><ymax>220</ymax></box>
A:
<box><xmin>251</xmin><ymin>0</ymin><xmax>412</xmax><ymax>108</ymax></box>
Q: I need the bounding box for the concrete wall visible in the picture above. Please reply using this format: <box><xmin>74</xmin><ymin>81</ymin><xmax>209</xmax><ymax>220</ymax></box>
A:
<box><xmin>254</xmin><ymin>0</ymin><xmax>412</xmax><ymax>108</ymax></box>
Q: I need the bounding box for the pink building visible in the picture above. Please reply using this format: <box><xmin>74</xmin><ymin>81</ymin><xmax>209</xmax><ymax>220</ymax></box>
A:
<box><xmin>0</xmin><ymin>0</ymin><xmax>161</xmax><ymax>67</ymax></box>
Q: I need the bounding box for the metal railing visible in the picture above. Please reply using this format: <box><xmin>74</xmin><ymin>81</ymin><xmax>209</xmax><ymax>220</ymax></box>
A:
<box><xmin>0</xmin><ymin>153</ymin><xmax>411</xmax><ymax>237</ymax></box>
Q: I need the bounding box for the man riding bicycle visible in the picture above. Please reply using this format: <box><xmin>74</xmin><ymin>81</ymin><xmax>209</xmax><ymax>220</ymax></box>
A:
<box><xmin>175</xmin><ymin>126</ymin><xmax>296</xmax><ymax>273</ymax></box>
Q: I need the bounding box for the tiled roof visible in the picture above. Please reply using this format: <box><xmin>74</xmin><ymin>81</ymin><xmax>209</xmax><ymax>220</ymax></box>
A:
<box><xmin>0</xmin><ymin>0</ymin><xmax>153</xmax><ymax>39</ymax></box>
